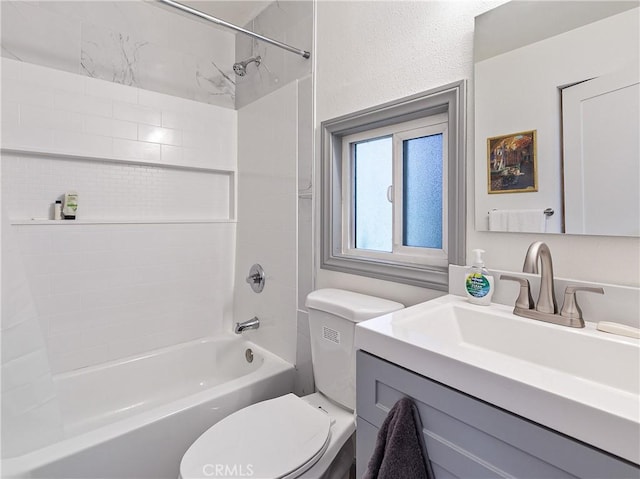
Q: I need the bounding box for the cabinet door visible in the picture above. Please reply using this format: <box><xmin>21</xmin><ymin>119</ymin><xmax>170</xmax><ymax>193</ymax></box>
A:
<box><xmin>356</xmin><ymin>351</ymin><xmax>639</xmax><ymax>479</ymax></box>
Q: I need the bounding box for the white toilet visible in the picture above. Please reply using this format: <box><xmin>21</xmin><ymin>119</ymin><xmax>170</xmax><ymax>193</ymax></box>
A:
<box><xmin>179</xmin><ymin>289</ymin><xmax>404</xmax><ymax>479</ymax></box>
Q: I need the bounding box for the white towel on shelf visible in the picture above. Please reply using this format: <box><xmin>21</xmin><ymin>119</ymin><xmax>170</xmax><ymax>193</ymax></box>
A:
<box><xmin>489</xmin><ymin>209</ymin><xmax>547</xmax><ymax>233</ymax></box>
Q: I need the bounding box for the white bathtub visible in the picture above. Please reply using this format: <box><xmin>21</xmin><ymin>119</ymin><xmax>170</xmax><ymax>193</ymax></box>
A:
<box><xmin>2</xmin><ymin>335</ymin><xmax>295</xmax><ymax>479</ymax></box>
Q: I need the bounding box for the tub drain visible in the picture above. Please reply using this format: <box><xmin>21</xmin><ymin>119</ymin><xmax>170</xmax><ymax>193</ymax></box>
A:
<box><xmin>245</xmin><ymin>348</ymin><xmax>254</xmax><ymax>363</ymax></box>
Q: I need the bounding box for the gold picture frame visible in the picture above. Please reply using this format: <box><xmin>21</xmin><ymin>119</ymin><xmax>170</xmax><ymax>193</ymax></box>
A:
<box><xmin>487</xmin><ymin>130</ymin><xmax>538</xmax><ymax>194</ymax></box>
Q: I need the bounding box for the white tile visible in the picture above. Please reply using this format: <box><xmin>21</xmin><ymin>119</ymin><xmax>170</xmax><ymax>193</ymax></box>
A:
<box><xmin>182</xmin><ymin>130</ymin><xmax>217</xmax><ymax>150</ymax></box>
<box><xmin>54</xmin><ymin>91</ymin><xmax>112</xmax><ymax>118</ymax></box>
<box><xmin>138</xmin><ymin>124</ymin><xmax>182</xmax><ymax>146</ymax></box>
<box><xmin>2</xmin><ymin>125</ymin><xmax>55</xmax><ymax>151</ymax></box>
<box><xmin>138</xmin><ymin>88</ymin><xmax>191</xmax><ymax>113</ymax></box>
<box><xmin>83</xmin><ymin>115</ymin><xmax>137</xmax><ymax>140</ymax></box>
<box><xmin>21</xmin><ymin>104</ymin><xmax>83</xmax><ymax>132</ymax></box>
<box><xmin>28</xmin><ymin>274</ymin><xmax>54</xmax><ymax>299</ymax></box>
<box><xmin>53</xmin><ymin>130</ymin><xmax>113</xmax><ymax>158</ymax></box>
<box><xmin>1</xmin><ymin>380</ymin><xmax>48</xmax><ymax>416</ymax></box>
<box><xmin>113</xmin><ymin>101</ymin><xmax>161</xmax><ymax>126</ymax></box>
<box><xmin>25</xmin><ymin>64</ymin><xmax>85</xmax><ymax>95</ymax></box>
<box><xmin>160</xmin><ymin>144</ymin><xmax>183</xmax><ymax>165</ymax></box>
<box><xmin>50</xmin><ymin>345</ymin><xmax>110</xmax><ymax>373</ymax></box>
<box><xmin>2</xmin><ymin>57</ymin><xmax>22</xmax><ymax>80</ymax></box>
<box><xmin>2</xmin><ymin>81</ymin><xmax>56</xmax><ymax>109</ymax></box>
<box><xmin>112</xmin><ymin>138</ymin><xmax>161</xmax><ymax>163</ymax></box>
<box><xmin>160</xmin><ymin>110</ymin><xmax>188</xmax><ymax>130</ymax></box>
<box><xmin>1</xmin><ymin>318</ymin><xmax>47</xmax><ymax>363</ymax></box>
<box><xmin>1</xmin><ymin>349</ymin><xmax>51</xmax><ymax>391</ymax></box>
<box><xmin>47</xmin><ymin>311</ymin><xmax>87</xmax><ymax>335</ymax></box>
<box><xmin>1</xmin><ymin>100</ymin><xmax>20</xmax><ymax>129</ymax></box>
<box><xmin>48</xmin><ymin>330</ymin><xmax>82</xmax><ymax>355</ymax></box>
<box><xmin>84</xmin><ymin>76</ymin><xmax>138</xmax><ymax>104</ymax></box>
<box><xmin>81</xmin><ymin>326</ymin><xmax>115</xmax><ymax>350</ymax></box>
<box><xmin>31</xmin><ymin>374</ymin><xmax>58</xmax><ymax>406</ymax></box>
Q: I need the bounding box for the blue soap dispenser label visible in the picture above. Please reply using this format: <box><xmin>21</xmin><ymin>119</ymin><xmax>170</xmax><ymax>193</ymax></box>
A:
<box><xmin>466</xmin><ymin>273</ymin><xmax>490</xmax><ymax>298</ymax></box>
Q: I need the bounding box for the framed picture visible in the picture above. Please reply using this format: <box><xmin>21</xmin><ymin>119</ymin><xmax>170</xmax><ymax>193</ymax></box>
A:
<box><xmin>487</xmin><ymin>130</ymin><xmax>537</xmax><ymax>194</ymax></box>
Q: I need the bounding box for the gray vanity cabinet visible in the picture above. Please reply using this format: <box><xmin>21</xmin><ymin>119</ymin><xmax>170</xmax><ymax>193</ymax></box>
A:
<box><xmin>356</xmin><ymin>351</ymin><xmax>639</xmax><ymax>479</ymax></box>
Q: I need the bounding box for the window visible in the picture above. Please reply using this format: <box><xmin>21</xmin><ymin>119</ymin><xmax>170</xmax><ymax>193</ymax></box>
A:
<box><xmin>321</xmin><ymin>82</ymin><xmax>466</xmax><ymax>290</ymax></box>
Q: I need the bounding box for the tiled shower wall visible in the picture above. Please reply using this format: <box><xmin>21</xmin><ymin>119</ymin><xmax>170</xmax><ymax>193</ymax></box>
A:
<box><xmin>233</xmin><ymin>0</ymin><xmax>314</xmax><ymax>395</ymax></box>
<box><xmin>1</xmin><ymin>59</ymin><xmax>237</xmax><ymax>374</ymax></box>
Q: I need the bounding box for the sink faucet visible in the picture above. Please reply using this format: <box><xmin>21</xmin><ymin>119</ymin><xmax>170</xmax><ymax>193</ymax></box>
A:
<box><xmin>501</xmin><ymin>241</ymin><xmax>604</xmax><ymax>328</ymax></box>
<box><xmin>522</xmin><ymin>241</ymin><xmax>557</xmax><ymax>315</ymax></box>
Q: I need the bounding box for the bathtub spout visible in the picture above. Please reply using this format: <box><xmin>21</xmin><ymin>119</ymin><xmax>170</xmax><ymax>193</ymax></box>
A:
<box><xmin>234</xmin><ymin>317</ymin><xmax>260</xmax><ymax>334</ymax></box>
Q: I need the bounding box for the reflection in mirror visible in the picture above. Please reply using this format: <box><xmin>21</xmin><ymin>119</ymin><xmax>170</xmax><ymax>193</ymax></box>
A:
<box><xmin>474</xmin><ymin>1</ymin><xmax>639</xmax><ymax>236</ymax></box>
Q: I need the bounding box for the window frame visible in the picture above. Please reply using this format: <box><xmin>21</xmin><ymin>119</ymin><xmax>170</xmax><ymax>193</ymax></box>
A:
<box><xmin>340</xmin><ymin>115</ymin><xmax>449</xmax><ymax>266</ymax></box>
<box><xmin>320</xmin><ymin>81</ymin><xmax>466</xmax><ymax>290</ymax></box>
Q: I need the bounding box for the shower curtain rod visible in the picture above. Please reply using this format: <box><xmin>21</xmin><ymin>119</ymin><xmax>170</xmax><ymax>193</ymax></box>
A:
<box><xmin>157</xmin><ymin>0</ymin><xmax>311</xmax><ymax>59</ymax></box>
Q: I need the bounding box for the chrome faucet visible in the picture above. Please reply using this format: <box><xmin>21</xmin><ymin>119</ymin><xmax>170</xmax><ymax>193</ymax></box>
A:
<box><xmin>234</xmin><ymin>316</ymin><xmax>260</xmax><ymax>334</ymax></box>
<box><xmin>501</xmin><ymin>241</ymin><xmax>604</xmax><ymax>328</ymax></box>
<box><xmin>522</xmin><ymin>241</ymin><xmax>557</xmax><ymax>314</ymax></box>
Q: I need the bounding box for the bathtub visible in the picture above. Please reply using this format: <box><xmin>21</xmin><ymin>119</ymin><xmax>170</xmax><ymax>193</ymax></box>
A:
<box><xmin>2</xmin><ymin>335</ymin><xmax>295</xmax><ymax>479</ymax></box>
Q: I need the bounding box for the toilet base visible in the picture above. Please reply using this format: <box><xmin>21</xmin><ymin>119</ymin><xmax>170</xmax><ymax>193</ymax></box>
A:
<box><xmin>297</xmin><ymin>392</ymin><xmax>356</xmax><ymax>479</ymax></box>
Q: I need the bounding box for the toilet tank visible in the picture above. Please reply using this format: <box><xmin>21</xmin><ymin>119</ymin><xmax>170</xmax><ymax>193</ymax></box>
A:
<box><xmin>305</xmin><ymin>289</ymin><xmax>404</xmax><ymax>411</ymax></box>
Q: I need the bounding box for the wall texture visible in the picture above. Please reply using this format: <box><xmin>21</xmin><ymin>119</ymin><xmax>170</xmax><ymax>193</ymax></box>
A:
<box><xmin>1</xmin><ymin>1</ymin><xmax>236</xmax><ymax>107</ymax></box>
<box><xmin>314</xmin><ymin>0</ymin><xmax>639</xmax><ymax>308</ymax></box>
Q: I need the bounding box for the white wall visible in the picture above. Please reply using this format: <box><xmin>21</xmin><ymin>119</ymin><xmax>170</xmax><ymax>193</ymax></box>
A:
<box><xmin>0</xmin><ymin>0</ymin><xmax>236</xmax><ymax>107</ymax></box>
<box><xmin>1</xmin><ymin>59</ymin><xmax>237</xmax><ymax>374</ymax></box>
<box><xmin>314</xmin><ymin>0</ymin><xmax>639</xmax><ymax>307</ymax></box>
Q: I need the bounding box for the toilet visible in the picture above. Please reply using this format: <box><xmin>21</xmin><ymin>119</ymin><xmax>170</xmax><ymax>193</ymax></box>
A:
<box><xmin>179</xmin><ymin>288</ymin><xmax>404</xmax><ymax>479</ymax></box>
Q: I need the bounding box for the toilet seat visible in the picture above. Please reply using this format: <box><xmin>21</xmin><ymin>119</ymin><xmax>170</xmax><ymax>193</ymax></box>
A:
<box><xmin>180</xmin><ymin>394</ymin><xmax>332</xmax><ymax>479</ymax></box>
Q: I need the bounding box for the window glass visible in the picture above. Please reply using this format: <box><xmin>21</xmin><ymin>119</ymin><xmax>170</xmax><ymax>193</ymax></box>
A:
<box><xmin>354</xmin><ymin>137</ymin><xmax>392</xmax><ymax>252</ymax></box>
<box><xmin>402</xmin><ymin>133</ymin><xmax>443</xmax><ymax>249</ymax></box>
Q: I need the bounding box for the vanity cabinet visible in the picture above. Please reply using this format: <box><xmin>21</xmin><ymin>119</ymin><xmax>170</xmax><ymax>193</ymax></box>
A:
<box><xmin>356</xmin><ymin>351</ymin><xmax>639</xmax><ymax>479</ymax></box>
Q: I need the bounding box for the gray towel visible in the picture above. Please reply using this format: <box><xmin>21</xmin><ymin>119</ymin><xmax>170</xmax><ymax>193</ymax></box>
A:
<box><xmin>363</xmin><ymin>397</ymin><xmax>434</xmax><ymax>479</ymax></box>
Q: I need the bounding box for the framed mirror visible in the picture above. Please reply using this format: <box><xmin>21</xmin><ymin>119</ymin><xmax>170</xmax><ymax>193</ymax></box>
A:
<box><xmin>474</xmin><ymin>1</ymin><xmax>639</xmax><ymax>236</ymax></box>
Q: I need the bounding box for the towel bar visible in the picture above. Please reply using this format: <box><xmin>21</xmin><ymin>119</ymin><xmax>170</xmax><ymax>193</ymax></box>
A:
<box><xmin>488</xmin><ymin>208</ymin><xmax>554</xmax><ymax>217</ymax></box>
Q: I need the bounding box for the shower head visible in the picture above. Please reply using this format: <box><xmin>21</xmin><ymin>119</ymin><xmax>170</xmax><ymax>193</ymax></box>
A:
<box><xmin>233</xmin><ymin>56</ymin><xmax>261</xmax><ymax>76</ymax></box>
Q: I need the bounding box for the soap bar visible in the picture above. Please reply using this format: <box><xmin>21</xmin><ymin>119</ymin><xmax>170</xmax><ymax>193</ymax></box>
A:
<box><xmin>596</xmin><ymin>321</ymin><xmax>640</xmax><ymax>339</ymax></box>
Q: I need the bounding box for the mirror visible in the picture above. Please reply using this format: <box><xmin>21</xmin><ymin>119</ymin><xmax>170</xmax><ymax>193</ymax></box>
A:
<box><xmin>474</xmin><ymin>1</ymin><xmax>639</xmax><ymax>236</ymax></box>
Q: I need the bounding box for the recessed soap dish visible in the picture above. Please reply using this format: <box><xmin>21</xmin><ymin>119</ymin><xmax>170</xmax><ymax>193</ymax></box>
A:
<box><xmin>596</xmin><ymin>321</ymin><xmax>640</xmax><ymax>339</ymax></box>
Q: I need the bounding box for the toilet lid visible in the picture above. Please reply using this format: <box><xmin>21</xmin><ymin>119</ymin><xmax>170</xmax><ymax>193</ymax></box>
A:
<box><xmin>180</xmin><ymin>394</ymin><xmax>332</xmax><ymax>479</ymax></box>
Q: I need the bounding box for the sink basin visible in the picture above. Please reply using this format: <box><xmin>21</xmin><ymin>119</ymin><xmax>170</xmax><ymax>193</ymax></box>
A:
<box><xmin>391</xmin><ymin>298</ymin><xmax>639</xmax><ymax>395</ymax></box>
<box><xmin>355</xmin><ymin>294</ymin><xmax>640</xmax><ymax>464</ymax></box>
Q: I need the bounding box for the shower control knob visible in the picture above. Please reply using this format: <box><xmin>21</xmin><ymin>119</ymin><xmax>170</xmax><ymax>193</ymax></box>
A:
<box><xmin>245</xmin><ymin>264</ymin><xmax>265</xmax><ymax>293</ymax></box>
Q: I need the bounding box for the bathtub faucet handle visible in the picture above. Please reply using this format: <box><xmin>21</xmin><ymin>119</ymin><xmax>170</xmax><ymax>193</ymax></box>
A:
<box><xmin>235</xmin><ymin>316</ymin><xmax>260</xmax><ymax>334</ymax></box>
<box><xmin>245</xmin><ymin>264</ymin><xmax>265</xmax><ymax>293</ymax></box>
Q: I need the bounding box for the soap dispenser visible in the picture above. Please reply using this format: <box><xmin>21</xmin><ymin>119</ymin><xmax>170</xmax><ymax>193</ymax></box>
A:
<box><xmin>465</xmin><ymin>249</ymin><xmax>494</xmax><ymax>305</ymax></box>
